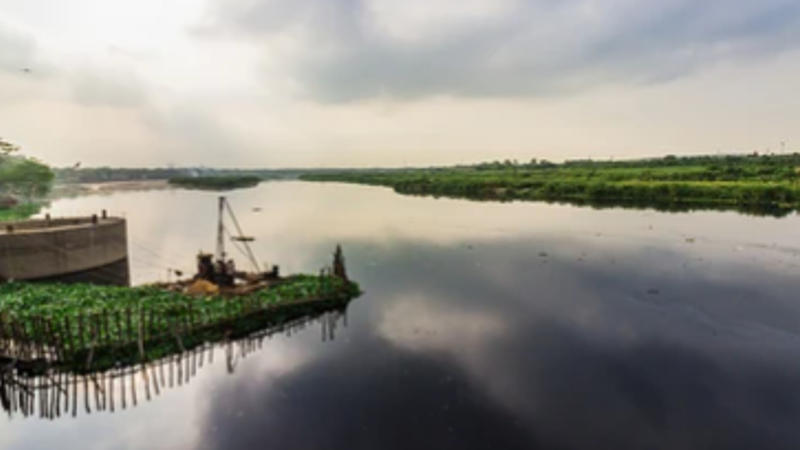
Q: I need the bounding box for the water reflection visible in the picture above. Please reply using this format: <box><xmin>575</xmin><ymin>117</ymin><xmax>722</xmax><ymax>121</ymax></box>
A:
<box><xmin>3</xmin><ymin>182</ymin><xmax>799</xmax><ymax>450</ymax></box>
<box><xmin>0</xmin><ymin>306</ymin><xmax>349</xmax><ymax>421</ymax></box>
<box><xmin>195</xmin><ymin>236</ymin><xmax>800</xmax><ymax>450</ymax></box>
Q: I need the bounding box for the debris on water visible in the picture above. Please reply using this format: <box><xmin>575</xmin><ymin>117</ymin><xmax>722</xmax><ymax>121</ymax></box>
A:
<box><xmin>252</xmin><ymin>207</ymin><xmax>262</xmax><ymax>212</ymax></box>
<box><xmin>538</xmin><ymin>252</ymin><xmax>548</xmax><ymax>257</ymax></box>
<box><xmin>685</xmin><ymin>238</ymin><xmax>696</xmax><ymax>243</ymax></box>
<box><xmin>646</xmin><ymin>288</ymin><xmax>660</xmax><ymax>295</ymax></box>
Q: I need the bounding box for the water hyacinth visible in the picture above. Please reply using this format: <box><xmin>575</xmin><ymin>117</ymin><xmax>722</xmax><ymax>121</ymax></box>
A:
<box><xmin>0</xmin><ymin>275</ymin><xmax>360</xmax><ymax>370</ymax></box>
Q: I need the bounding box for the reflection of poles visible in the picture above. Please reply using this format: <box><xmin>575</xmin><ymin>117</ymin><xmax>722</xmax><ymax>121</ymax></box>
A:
<box><xmin>0</xmin><ymin>302</ymin><xmax>352</xmax><ymax>420</ymax></box>
<box><xmin>226</xmin><ymin>340</ymin><xmax>236</xmax><ymax>374</ymax></box>
<box><xmin>72</xmin><ymin>373</ymin><xmax>77</xmax><ymax>417</ymax></box>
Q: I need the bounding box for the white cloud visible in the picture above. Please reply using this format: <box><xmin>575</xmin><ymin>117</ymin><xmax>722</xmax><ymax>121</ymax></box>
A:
<box><xmin>0</xmin><ymin>0</ymin><xmax>799</xmax><ymax>167</ymax></box>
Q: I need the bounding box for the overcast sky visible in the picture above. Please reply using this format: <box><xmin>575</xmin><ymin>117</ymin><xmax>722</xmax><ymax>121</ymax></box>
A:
<box><xmin>0</xmin><ymin>0</ymin><xmax>799</xmax><ymax>168</ymax></box>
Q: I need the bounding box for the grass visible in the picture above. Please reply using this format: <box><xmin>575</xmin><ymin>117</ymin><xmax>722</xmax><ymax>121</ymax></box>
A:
<box><xmin>168</xmin><ymin>175</ymin><xmax>261</xmax><ymax>190</ymax></box>
<box><xmin>0</xmin><ymin>275</ymin><xmax>360</xmax><ymax>371</ymax></box>
<box><xmin>300</xmin><ymin>153</ymin><xmax>800</xmax><ymax>216</ymax></box>
<box><xmin>0</xmin><ymin>202</ymin><xmax>42</xmax><ymax>222</ymax></box>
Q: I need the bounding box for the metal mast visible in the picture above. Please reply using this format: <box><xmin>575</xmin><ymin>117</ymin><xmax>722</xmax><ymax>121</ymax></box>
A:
<box><xmin>216</xmin><ymin>196</ymin><xmax>225</xmax><ymax>261</ymax></box>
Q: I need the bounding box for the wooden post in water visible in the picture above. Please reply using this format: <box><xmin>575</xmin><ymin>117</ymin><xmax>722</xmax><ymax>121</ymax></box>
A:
<box><xmin>77</xmin><ymin>313</ymin><xmax>85</xmax><ymax>350</ymax></box>
<box><xmin>147</xmin><ymin>308</ymin><xmax>154</xmax><ymax>341</ymax></box>
<box><xmin>92</xmin><ymin>313</ymin><xmax>101</xmax><ymax>350</ymax></box>
<box><xmin>137</xmin><ymin>306</ymin><xmax>145</xmax><ymax>361</ymax></box>
<box><xmin>85</xmin><ymin>319</ymin><xmax>96</xmax><ymax>371</ymax></box>
<box><xmin>126</xmin><ymin>308</ymin><xmax>133</xmax><ymax>344</ymax></box>
<box><xmin>111</xmin><ymin>310</ymin><xmax>120</xmax><ymax>347</ymax></box>
<box><xmin>63</xmin><ymin>315</ymin><xmax>74</xmax><ymax>355</ymax></box>
<box><xmin>103</xmin><ymin>309</ymin><xmax>110</xmax><ymax>347</ymax></box>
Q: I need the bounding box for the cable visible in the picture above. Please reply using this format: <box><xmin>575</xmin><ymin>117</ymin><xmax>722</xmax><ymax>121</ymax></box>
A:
<box><xmin>223</xmin><ymin>227</ymin><xmax>253</xmax><ymax>268</ymax></box>
<box><xmin>128</xmin><ymin>239</ymin><xmax>185</xmax><ymax>270</ymax></box>
<box><xmin>223</xmin><ymin>199</ymin><xmax>260</xmax><ymax>272</ymax></box>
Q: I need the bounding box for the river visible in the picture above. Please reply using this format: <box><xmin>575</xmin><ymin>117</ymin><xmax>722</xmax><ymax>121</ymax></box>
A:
<box><xmin>3</xmin><ymin>180</ymin><xmax>800</xmax><ymax>449</ymax></box>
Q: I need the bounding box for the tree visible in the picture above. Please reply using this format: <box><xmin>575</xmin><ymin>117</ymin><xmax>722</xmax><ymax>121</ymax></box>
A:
<box><xmin>0</xmin><ymin>138</ymin><xmax>20</xmax><ymax>155</ymax></box>
<box><xmin>0</xmin><ymin>139</ymin><xmax>54</xmax><ymax>200</ymax></box>
<box><xmin>0</xmin><ymin>158</ymin><xmax>54</xmax><ymax>199</ymax></box>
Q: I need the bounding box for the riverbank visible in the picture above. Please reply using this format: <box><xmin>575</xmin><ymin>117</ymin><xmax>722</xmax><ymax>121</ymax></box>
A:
<box><xmin>300</xmin><ymin>153</ymin><xmax>800</xmax><ymax>216</ymax></box>
<box><xmin>49</xmin><ymin>179</ymin><xmax>172</xmax><ymax>199</ymax></box>
<box><xmin>169</xmin><ymin>176</ymin><xmax>261</xmax><ymax>190</ymax></box>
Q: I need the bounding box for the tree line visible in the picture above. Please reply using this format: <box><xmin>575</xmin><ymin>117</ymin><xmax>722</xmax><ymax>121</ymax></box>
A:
<box><xmin>0</xmin><ymin>138</ymin><xmax>54</xmax><ymax>204</ymax></box>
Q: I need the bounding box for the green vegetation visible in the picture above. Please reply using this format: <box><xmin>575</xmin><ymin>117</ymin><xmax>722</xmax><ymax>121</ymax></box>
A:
<box><xmin>0</xmin><ymin>203</ymin><xmax>42</xmax><ymax>222</ymax></box>
<box><xmin>55</xmin><ymin>167</ymin><xmax>308</xmax><ymax>184</ymax></box>
<box><xmin>168</xmin><ymin>175</ymin><xmax>262</xmax><ymax>190</ymax></box>
<box><xmin>301</xmin><ymin>153</ymin><xmax>800</xmax><ymax>217</ymax></box>
<box><xmin>0</xmin><ymin>138</ymin><xmax>53</xmax><ymax>221</ymax></box>
<box><xmin>0</xmin><ymin>275</ymin><xmax>360</xmax><ymax>371</ymax></box>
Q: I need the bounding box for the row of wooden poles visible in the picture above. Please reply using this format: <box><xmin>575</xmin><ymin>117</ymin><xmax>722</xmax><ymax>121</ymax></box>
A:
<box><xmin>0</xmin><ymin>276</ymin><xmax>348</xmax><ymax>366</ymax></box>
<box><xmin>1</xmin><ymin>308</ymin><xmax>347</xmax><ymax>420</ymax></box>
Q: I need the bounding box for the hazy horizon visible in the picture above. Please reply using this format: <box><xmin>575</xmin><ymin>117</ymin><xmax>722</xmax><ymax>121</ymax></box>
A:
<box><xmin>1</xmin><ymin>0</ymin><xmax>799</xmax><ymax>168</ymax></box>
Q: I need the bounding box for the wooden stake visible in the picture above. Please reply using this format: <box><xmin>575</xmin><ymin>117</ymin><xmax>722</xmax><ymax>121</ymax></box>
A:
<box><xmin>78</xmin><ymin>313</ymin><xmax>85</xmax><ymax>350</ymax></box>
<box><xmin>126</xmin><ymin>308</ymin><xmax>133</xmax><ymax>344</ymax></box>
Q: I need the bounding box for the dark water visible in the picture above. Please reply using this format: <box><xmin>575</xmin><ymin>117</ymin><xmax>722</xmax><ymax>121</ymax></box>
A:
<box><xmin>3</xmin><ymin>181</ymin><xmax>800</xmax><ymax>449</ymax></box>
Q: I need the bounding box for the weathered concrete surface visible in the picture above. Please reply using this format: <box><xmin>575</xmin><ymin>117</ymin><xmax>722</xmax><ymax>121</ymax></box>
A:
<box><xmin>0</xmin><ymin>217</ymin><xmax>128</xmax><ymax>282</ymax></box>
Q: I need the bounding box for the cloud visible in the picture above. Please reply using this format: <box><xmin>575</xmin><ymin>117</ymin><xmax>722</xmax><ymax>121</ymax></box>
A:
<box><xmin>0</xmin><ymin>25</ymin><xmax>36</xmax><ymax>74</ymax></box>
<box><xmin>71</xmin><ymin>70</ymin><xmax>149</xmax><ymax>107</ymax></box>
<box><xmin>202</xmin><ymin>0</ymin><xmax>800</xmax><ymax>102</ymax></box>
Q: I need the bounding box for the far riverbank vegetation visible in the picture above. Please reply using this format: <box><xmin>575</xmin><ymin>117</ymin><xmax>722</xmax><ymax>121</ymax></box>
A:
<box><xmin>168</xmin><ymin>175</ymin><xmax>262</xmax><ymax>190</ymax></box>
<box><xmin>300</xmin><ymin>152</ymin><xmax>800</xmax><ymax>217</ymax></box>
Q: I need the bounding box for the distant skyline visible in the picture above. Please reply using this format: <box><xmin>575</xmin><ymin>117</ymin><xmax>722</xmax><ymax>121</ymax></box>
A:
<box><xmin>0</xmin><ymin>0</ymin><xmax>799</xmax><ymax>168</ymax></box>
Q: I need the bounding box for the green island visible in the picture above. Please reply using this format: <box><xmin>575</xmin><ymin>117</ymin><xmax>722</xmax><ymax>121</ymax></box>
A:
<box><xmin>0</xmin><ymin>138</ymin><xmax>53</xmax><ymax>220</ymax></box>
<box><xmin>168</xmin><ymin>175</ymin><xmax>262</xmax><ymax>190</ymax></box>
<box><xmin>300</xmin><ymin>153</ymin><xmax>800</xmax><ymax>217</ymax></box>
<box><xmin>0</xmin><ymin>275</ymin><xmax>360</xmax><ymax>372</ymax></box>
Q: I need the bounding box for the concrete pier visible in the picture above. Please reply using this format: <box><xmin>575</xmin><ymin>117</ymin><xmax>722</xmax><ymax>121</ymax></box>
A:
<box><xmin>0</xmin><ymin>215</ymin><xmax>129</xmax><ymax>285</ymax></box>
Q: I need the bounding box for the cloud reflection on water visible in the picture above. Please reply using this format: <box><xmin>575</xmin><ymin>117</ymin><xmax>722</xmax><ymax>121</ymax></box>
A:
<box><xmin>193</xmin><ymin>233</ymin><xmax>800</xmax><ymax>450</ymax></box>
<box><xmin>8</xmin><ymin>182</ymin><xmax>800</xmax><ymax>449</ymax></box>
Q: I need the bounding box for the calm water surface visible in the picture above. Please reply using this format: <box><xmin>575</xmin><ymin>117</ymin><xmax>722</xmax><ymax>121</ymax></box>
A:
<box><xmin>3</xmin><ymin>181</ymin><xmax>800</xmax><ymax>449</ymax></box>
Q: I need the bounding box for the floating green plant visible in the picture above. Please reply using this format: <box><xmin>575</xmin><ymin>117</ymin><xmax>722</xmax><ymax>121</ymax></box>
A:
<box><xmin>0</xmin><ymin>275</ymin><xmax>360</xmax><ymax>372</ymax></box>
